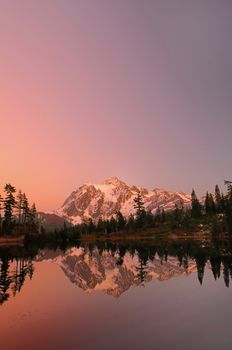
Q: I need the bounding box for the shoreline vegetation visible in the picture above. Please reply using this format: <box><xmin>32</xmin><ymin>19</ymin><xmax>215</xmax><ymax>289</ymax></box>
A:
<box><xmin>0</xmin><ymin>181</ymin><xmax>232</xmax><ymax>247</ymax></box>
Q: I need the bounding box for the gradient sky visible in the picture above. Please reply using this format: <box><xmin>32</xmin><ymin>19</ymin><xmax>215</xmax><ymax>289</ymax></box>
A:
<box><xmin>1</xmin><ymin>0</ymin><xmax>232</xmax><ymax>211</ymax></box>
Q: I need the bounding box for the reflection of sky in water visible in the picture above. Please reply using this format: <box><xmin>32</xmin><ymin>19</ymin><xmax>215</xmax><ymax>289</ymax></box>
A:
<box><xmin>0</xmin><ymin>246</ymin><xmax>232</xmax><ymax>350</ymax></box>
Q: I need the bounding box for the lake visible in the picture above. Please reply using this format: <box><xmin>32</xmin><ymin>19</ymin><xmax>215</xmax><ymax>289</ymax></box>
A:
<box><xmin>0</xmin><ymin>238</ymin><xmax>232</xmax><ymax>350</ymax></box>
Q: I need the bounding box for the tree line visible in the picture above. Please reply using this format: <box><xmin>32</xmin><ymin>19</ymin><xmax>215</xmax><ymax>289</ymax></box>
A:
<box><xmin>0</xmin><ymin>184</ymin><xmax>39</xmax><ymax>236</ymax></box>
<box><xmin>1</xmin><ymin>180</ymin><xmax>232</xmax><ymax>240</ymax></box>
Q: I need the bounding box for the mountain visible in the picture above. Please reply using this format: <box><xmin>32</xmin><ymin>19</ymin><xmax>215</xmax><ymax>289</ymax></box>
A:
<box><xmin>55</xmin><ymin>177</ymin><xmax>191</xmax><ymax>224</ymax></box>
<box><xmin>36</xmin><ymin>247</ymin><xmax>197</xmax><ymax>297</ymax></box>
<box><xmin>38</xmin><ymin>212</ymin><xmax>71</xmax><ymax>230</ymax></box>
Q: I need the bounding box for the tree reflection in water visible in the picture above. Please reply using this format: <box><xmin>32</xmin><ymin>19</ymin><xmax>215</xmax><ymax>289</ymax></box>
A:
<box><xmin>0</xmin><ymin>256</ymin><xmax>34</xmax><ymax>305</ymax></box>
<box><xmin>1</xmin><ymin>238</ymin><xmax>232</xmax><ymax>304</ymax></box>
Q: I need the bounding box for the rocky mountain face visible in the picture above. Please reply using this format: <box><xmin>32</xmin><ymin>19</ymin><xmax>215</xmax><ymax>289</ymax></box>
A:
<box><xmin>36</xmin><ymin>247</ymin><xmax>196</xmax><ymax>298</ymax></box>
<box><xmin>55</xmin><ymin>177</ymin><xmax>191</xmax><ymax>224</ymax></box>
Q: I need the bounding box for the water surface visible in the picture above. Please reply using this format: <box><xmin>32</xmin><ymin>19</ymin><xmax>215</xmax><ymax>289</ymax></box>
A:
<box><xmin>0</xmin><ymin>239</ymin><xmax>232</xmax><ymax>350</ymax></box>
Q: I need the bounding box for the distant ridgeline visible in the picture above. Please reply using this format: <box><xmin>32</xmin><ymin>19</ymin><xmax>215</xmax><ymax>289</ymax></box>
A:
<box><xmin>0</xmin><ymin>184</ymin><xmax>39</xmax><ymax>236</ymax></box>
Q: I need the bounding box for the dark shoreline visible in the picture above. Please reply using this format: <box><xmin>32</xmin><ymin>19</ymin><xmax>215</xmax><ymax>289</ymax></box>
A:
<box><xmin>0</xmin><ymin>229</ymin><xmax>230</xmax><ymax>248</ymax></box>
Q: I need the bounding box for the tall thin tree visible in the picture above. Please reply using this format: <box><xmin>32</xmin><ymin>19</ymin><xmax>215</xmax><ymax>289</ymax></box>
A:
<box><xmin>3</xmin><ymin>184</ymin><xmax>16</xmax><ymax>231</ymax></box>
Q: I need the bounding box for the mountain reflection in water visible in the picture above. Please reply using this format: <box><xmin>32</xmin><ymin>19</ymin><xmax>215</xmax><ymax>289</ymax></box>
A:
<box><xmin>1</xmin><ymin>239</ymin><xmax>232</xmax><ymax>304</ymax></box>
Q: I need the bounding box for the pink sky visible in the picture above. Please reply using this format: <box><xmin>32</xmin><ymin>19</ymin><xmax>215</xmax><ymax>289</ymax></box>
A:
<box><xmin>1</xmin><ymin>1</ymin><xmax>232</xmax><ymax>211</ymax></box>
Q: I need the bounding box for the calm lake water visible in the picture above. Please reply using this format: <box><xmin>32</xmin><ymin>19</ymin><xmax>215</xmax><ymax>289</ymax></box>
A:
<box><xmin>0</xmin><ymin>239</ymin><xmax>232</xmax><ymax>350</ymax></box>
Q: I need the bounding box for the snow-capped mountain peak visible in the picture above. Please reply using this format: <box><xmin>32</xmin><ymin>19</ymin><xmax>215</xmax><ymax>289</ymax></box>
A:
<box><xmin>55</xmin><ymin>177</ymin><xmax>191</xmax><ymax>225</ymax></box>
<box><xmin>103</xmin><ymin>176</ymin><xmax>126</xmax><ymax>186</ymax></box>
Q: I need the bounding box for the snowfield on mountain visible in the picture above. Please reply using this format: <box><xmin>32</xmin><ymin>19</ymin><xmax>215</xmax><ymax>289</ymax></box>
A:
<box><xmin>55</xmin><ymin>177</ymin><xmax>191</xmax><ymax>224</ymax></box>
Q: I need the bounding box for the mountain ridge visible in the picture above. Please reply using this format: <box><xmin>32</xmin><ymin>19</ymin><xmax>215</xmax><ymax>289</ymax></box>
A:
<box><xmin>54</xmin><ymin>177</ymin><xmax>191</xmax><ymax>225</ymax></box>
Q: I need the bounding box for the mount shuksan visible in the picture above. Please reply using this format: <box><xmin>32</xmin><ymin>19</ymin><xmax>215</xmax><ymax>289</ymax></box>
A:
<box><xmin>55</xmin><ymin>177</ymin><xmax>191</xmax><ymax>224</ymax></box>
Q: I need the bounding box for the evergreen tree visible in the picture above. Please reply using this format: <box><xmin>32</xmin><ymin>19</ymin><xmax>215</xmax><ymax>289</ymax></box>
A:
<box><xmin>209</xmin><ymin>193</ymin><xmax>216</xmax><ymax>213</ymax></box>
<box><xmin>204</xmin><ymin>192</ymin><xmax>215</xmax><ymax>214</ymax></box>
<box><xmin>173</xmin><ymin>204</ymin><xmax>183</xmax><ymax>226</ymax></box>
<box><xmin>60</xmin><ymin>221</ymin><xmax>68</xmax><ymax>241</ymax></box>
<box><xmin>224</xmin><ymin>181</ymin><xmax>232</xmax><ymax>234</ymax></box>
<box><xmin>30</xmin><ymin>203</ymin><xmax>37</xmax><ymax>228</ymax></box>
<box><xmin>145</xmin><ymin>210</ymin><xmax>154</xmax><ymax>227</ymax></box>
<box><xmin>87</xmin><ymin>218</ymin><xmax>95</xmax><ymax>234</ymax></box>
<box><xmin>110</xmin><ymin>216</ymin><xmax>117</xmax><ymax>233</ymax></box>
<box><xmin>155</xmin><ymin>206</ymin><xmax>162</xmax><ymax>223</ymax></box>
<box><xmin>16</xmin><ymin>190</ymin><xmax>23</xmax><ymax>224</ymax></box>
<box><xmin>221</xmin><ymin>194</ymin><xmax>226</xmax><ymax>213</ymax></box>
<box><xmin>97</xmin><ymin>217</ymin><xmax>104</xmax><ymax>233</ymax></box>
<box><xmin>204</xmin><ymin>192</ymin><xmax>210</xmax><ymax>214</ymax></box>
<box><xmin>105</xmin><ymin>219</ymin><xmax>111</xmax><ymax>235</ymax></box>
<box><xmin>133</xmin><ymin>193</ymin><xmax>146</xmax><ymax>229</ymax></box>
<box><xmin>22</xmin><ymin>193</ymin><xmax>30</xmax><ymax>228</ymax></box>
<box><xmin>133</xmin><ymin>193</ymin><xmax>145</xmax><ymax>215</ymax></box>
<box><xmin>161</xmin><ymin>208</ymin><xmax>166</xmax><ymax>223</ymax></box>
<box><xmin>191</xmin><ymin>189</ymin><xmax>202</xmax><ymax>218</ymax></box>
<box><xmin>215</xmin><ymin>185</ymin><xmax>222</xmax><ymax>213</ymax></box>
<box><xmin>0</xmin><ymin>194</ymin><xmax>3</xmax><ymax>232</ymax></box>
<box><xmin>182</xmin><ymin>211</ymin><xmax>191</xmax><ymax>231</ymax></box>
<box><xmin>135</xmin><ymin>209</ymin><xmax>147</xmax><ymax>229</ymax></box>
<box><xmin>3</xmin><ymin>184</ymin><xmax>16</xmax><ymax>231</ymax></box>
<box><xmin>127</xmin><ymin>214</ymin><xmax>135</xmax><ymax>231</ymax></box>
<box><xmin>116</xmin><ymin>211</ymin><xmax>126</xmax><ymax>231</ymax></box>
